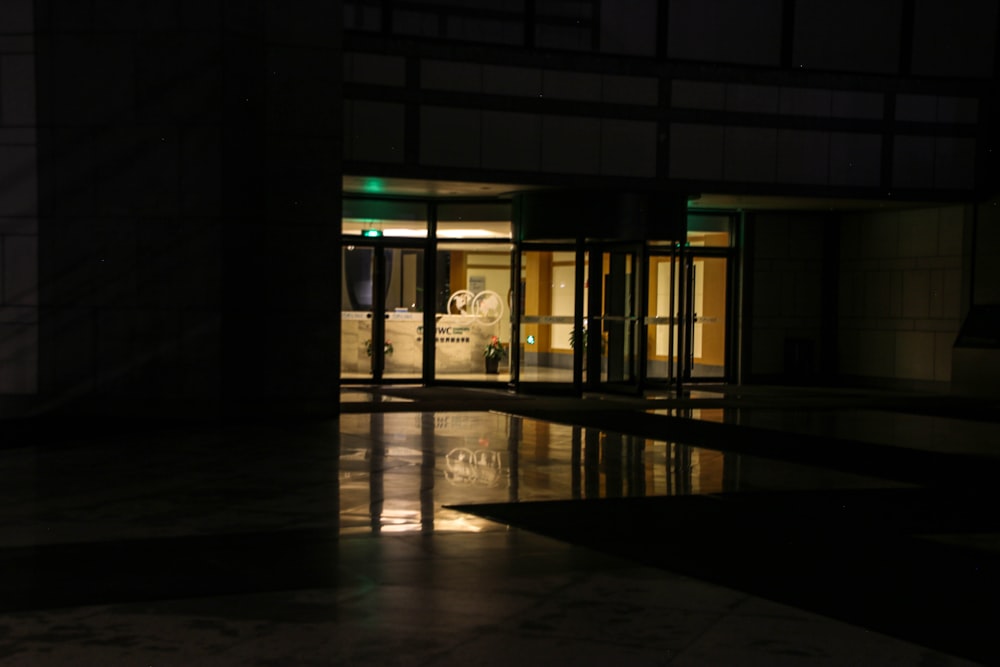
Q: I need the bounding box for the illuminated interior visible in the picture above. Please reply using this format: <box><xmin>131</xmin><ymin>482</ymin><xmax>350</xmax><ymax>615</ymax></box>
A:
<box><xmin>340</xmin><ymin>184</ymin><xmax>732</xmax><ymax>386</ymax></box>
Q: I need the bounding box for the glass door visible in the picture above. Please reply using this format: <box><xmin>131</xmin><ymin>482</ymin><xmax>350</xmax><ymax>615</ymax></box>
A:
<box><xmin>518</xmin><ymin>248</ymin><xmax>579</xmax><ymax>386</ymax></box>
<box><xmin>688</xmin><ymin>253</ymin><xmax>728</xmax><ymax>379</ymax></box>
<box><xmin>586</xmin><ymin>244</ymin><xmax>642</xmax><ymax>393</ymax></box>
<box><xmin>341</xmin><ymin>243</ymin><xmax>425</xmax><ymax>382</ymax></box>
<box><xmin>645</xmin><ymin>245</ymin><xmax>729</xmax><ymax>387</ymax></box>
<box><xmin>645</xmin><ymin>246</ymin><xmax>685</xmax><ymax>386</ymax></box>
<box><xmin>434</xmin><ymin>242</ymin><xmax>514</xmax><ymax>383</ymax></box>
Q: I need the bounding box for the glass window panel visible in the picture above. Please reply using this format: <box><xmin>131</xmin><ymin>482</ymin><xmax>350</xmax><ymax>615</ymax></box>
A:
<box><xmin>435</xmin><ymin>243</ymin><xmax>514</xmax><ymax>382</ymax></box>
<box><xmin>384</xmin><ymin>248</ymin><xmax>425</xmax><ymax>380</ymax></box>
<box><xmin>437</xmin><ymin>202</ymin><xmax>512</xmax><ymax>239</ymax></box>
<box><xmin>341</xmin><ymin>246</ymin><xmax>375</xmax><ymax>379</ymax></box>
<box><xmin>692</xmin><ymin>256</ymin><xmax>727</xmax><ymax>378</ymax></box>
<box><xmin>688</xmin><ymin>215</ymin><xmax>732</xmax><ymax>247</ymax></box>
<box><xmin>537</xmin><ymin>0</ymin><xmax>592</xmax><ymax>18</ymax></box>
<box><xmin>344</xmin><ymin>1</ymin><xmax>382</xmax><ymax>31</ymax></box>
<box><xmin>520</xmin><ymin>250</ymin><xmax>576</xmax><ymax>383</ymax></box>
<box><xmin>343</xmin><ymin>199</ymin><xmax>428</xmax><ymax>238</ymax></box>
<box><xmin>646</xmin><ymin>252</ymin><xmax>728</xmax><ymax>383</ymax></box>
<box><xmin>341</xmin><ymin>246</ymin><xmax>425</xmax><ymax>381</ymax></box>
<box><xmin>446</xmin><ymin>17</ymin><xmax>523</xmax><ymax>45</ymax></box>
<box><xmin>394</xmin><ymin>10</ymin><xmax>440</xmax><ymax>37</ymax></box>
<box><xmin>598</xmin><ymin>250</ymin><xmax>638</xmax><ymax>386</ymax></box>
<box><xmin>646</xmin><ymin>256</ymin><xmax>679</xmax><ymax>381</ymax></box>
<box><xmin>536</xmin><ymin>24</ymin><xmax>591</xmax><ymax>51</ymax></box>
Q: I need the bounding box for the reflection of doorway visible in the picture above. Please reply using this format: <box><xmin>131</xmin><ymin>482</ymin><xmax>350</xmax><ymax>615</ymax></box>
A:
<box><xmin>341</xmin><ymin>243</ymin><xmax>424</xmax><ymax>382</ymax></box>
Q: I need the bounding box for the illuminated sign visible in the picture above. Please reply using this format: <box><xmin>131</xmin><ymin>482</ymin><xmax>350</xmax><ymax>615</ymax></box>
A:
<box><xmin>362</xmin><ymin>228</ymin><xmax>382</xmax><ymax>238</ymax></box>
<box><xmin>526</xmin><ymin>335</ymin><xmax>536</xmax><ymax>345</ymax></box>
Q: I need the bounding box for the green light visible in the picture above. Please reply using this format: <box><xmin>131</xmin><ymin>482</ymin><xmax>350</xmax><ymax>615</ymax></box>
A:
<box><xmin>526</xmin><ymin>335</ymin><xmax>536</xmax><ymax>345</ymax></box>
<box><xmin>362</xmin><ymin>178</ymin><xmax>385</xmax><ymax>193</ymax></box>
<box><xmin>362</xmin><ymin>229</ymin><xmax>383</xmax><ymax>238</ymax></box>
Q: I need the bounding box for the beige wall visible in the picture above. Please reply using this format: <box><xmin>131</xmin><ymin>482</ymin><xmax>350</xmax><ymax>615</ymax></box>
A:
<box><xmin>838</xmin><ymin>205</ymin><xmax>966</xmax><ymax>384</ymax></box>
<box><xmin>749</xmin><ymin>205</ymin><xmax>967</xmax><ymax>386</ymax></box>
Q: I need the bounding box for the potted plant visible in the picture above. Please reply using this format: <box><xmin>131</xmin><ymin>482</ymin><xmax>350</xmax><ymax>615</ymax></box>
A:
<box><xmin>483</xmin><ymin>335</ymin><xmax>506</xmax><ymax>374</ymax></box>
<box><xmin>365</xmin><ymin>339</ymin><xmax>394</xmax><ymax>357</ymax></box>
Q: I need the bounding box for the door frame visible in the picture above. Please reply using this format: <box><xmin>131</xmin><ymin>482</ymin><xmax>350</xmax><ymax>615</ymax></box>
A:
<box><xmin>585</xmin><ymin>241</ymin><xmax>645</xmax><ymax>395</ymax></box>
<box><xmin>513</xmin><ymin>242</ymin><xmax>584</xmax><ymax>395</ymax></box>
<box><xmin>341</xmin><ymin>237</ymin><xmax>428</xmax><ymax>385</ymax></box>
<box><xmin>643</xmin><ymin>243</ymin><xmax>692</xmax><ymax>391</ymax></box>
<box><xmin>643</xmin><ymin>241</ymin><xmax>734</xmax><ymax>391</ymax></box>
<box><xmin>684</xmin><ymin>245</ymin><xmax>734</xmax><ymax>384</ymax></box>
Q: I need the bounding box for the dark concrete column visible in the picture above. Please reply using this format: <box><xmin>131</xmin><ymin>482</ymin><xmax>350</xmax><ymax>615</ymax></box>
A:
<box><xmin>219</xmin><ymin>3</ymin><xmax>342</xmax><ymax>418</ymax></box>
<box><xmin>33</xmin><ymin>1</ymin><xmax>342</xmax><ymax>418</ymax></box>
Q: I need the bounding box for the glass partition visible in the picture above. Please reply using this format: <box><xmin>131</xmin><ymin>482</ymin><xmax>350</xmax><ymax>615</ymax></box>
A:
<box><xmin>384</xmin><ymin>247</ymin><xmax>425</xmax><ymax>380</ymax></box>
<box><xmin>588</xmin><ymin>247</ymin><xmax>639</xmax><ymax>390</ymax></box>
<box><xmin>342</xmin><ymin>199</ymin><xmax>427</xmax><ymax>238</ymax></box>
<box><xmin>645</xmin><ymin>253</ymin><xmax>680</xmax><ymax>383</ymax></box>
<box><xmin>691</xmin><ymin>255</ymin><xmax>727</xmax><ymax>378</ymax></box>
<box><xmin>338</xmin><ymin>197</ymin><xmax>732</xmax><ymax>388</ymax></box>
<box><xmin>341</xmin><ymin>244</ymin><xmax>424</xmax><ymax>381</ymax></box>
<box><xmin>437</xmin><ymin>203</ymin><xmax>512</xmax><ymax>240</ymax></box>
<box><xmin>688</xmin><ymin>214</ymin><xmax>732</xmax><ymax>247</ymax></box>
<box><xmin>645</xmin><ymin>251</ymin><xmax>728</xmax><ymax>382</ymax></box>
<box><xmin>341</xmin><ymin>245</ymin><xmax>377</xmax><ymax>380</ymax></box>
<box><xmin>434</xmin><ymin>242</ymin><xmax>514</xmax><ymax>382</ymax></box>
<box><xmin>520</xmin><ymin>250</ymin><xmax>578</xmax><ymax>383</ymax></box>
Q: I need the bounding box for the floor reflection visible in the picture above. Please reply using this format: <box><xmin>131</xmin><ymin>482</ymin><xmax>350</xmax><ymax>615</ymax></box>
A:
<box><xmin>339</xmin><ymin>389</ymin><xmax>414</xmax><ymax>403</ymax></box>
<box><xmin>338</xmin><ymin>412</ymin><xmax>902</xmax><ymax>536</ymax></box>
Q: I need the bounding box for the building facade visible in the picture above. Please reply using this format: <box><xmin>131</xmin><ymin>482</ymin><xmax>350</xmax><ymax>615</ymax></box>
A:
<box><xmin>1</xmin><ymin>0</ymin><xmax>999</xmax><ymax>417</ymax></box>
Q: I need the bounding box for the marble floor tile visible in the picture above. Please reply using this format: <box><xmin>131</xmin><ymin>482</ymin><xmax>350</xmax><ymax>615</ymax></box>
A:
<box><xmin>0</xmin><ymin>386</ymin><xmax>995</xmax><ymax>665</ymax></box>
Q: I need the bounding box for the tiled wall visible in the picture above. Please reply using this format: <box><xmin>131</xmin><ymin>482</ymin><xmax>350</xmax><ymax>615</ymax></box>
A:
<box><xmin>838</xmin><ymin>205</ymin><xmax>966</xmax><ymax>384</ymax></box>
<box><xmin>0</xmin><ymin>0</ymin><xmax>38</xmax><ymax>395</ymax></box>
<box><xmin>343</xmin><ymin>55</ymin><xmax>659</xmax><ymax>179</ymax></box>
<box><xmin>749</xmin><ymin>205</ymin><xmax>966</xmax><ymax>385</ymax></box>
<box><xmin>669</xmin><ymin>83</ymin><xmax>977</xmax><ymax>190</ymax></box>
<box><xmin>748</xmin><ymin>212</ymin><xmax>828</xmax><ymax>378</ymax></box>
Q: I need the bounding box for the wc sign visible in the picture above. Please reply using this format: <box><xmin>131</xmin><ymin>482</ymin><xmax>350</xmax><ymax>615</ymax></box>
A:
<box><xmin>435</xmin><ymin>324</ymin><xmax>471</xmax><ymax>344</ymax></box>
<box><xmin>437</xmin><ymin>326</ymin><xmax>470</xmax><ymax>336</ymax></box>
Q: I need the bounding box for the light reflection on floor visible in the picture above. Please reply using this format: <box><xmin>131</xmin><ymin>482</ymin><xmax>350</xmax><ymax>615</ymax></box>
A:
<box><xmin>339</xmin><ymin>388</ymin><xmax>415</xmax><ymax>403</ymax></box>
<box><xmin>341</xmin><ymin>366</ymin><xmax>572</xmax><ymax>383</ymax></box>
<box><xmin>338</xmin><ymin>411</ymin><xmax>904</xmax><ymax>536</ymax></box>
<box><xmin>0</xmin><ymin>393</ymin><xmax>987</xmax><ymax>665</ymax></box>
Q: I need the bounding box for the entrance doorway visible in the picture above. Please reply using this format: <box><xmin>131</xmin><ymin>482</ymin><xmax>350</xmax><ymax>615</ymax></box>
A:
<box><xmin>513</xmin><ymin>240</ymin><xmax>730</xmax><ymax>392</ymax></box>
<box><xmin>586</xmin><ymin>244</ymin><xmax>642</xmax><ymax>393</ymax></box>
<box><xmin>341</xmin><ymin>242</ymin><xmax>426</xmax><ymax>382</ymax></box>
<box><xmin>338</xmin><ymin>192</ymin><xmax>735</xmax><ymax>392</ymax></box>
<box><xmin>645</xmin><ymin>235</ymin><xmax>731</xmax><ymax>388</ymax></box>
<box><xmin>518</xmin><ymin>247</ymin><xmax>579</xmax><ymax>385</ymax></box>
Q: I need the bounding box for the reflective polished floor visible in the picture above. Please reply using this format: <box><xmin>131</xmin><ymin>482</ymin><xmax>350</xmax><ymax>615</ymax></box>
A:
<box><xmin>1</xmin><ymin>384</ymin><xmax>997</xmax><ymax>665</ymax></box>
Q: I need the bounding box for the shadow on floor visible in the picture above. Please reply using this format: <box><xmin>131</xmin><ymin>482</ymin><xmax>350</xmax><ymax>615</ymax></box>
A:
<box><xmin>450</xmin><ymin>487</ymin><xmax>1000</xmax><ymax>665</ymax></box>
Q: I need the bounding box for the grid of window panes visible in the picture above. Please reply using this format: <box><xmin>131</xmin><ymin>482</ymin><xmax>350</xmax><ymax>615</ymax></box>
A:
<box><xmin>343</xmin><ymin>0</ymin><xmax>655</xmax><ymax>55</ymax></box>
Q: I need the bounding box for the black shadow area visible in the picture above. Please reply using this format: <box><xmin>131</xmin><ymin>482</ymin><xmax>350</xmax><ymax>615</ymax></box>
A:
<box><xmin>449</xmin><ymin>488</ymin><xmax>1000</xmax><ymax>665</ymax></box>
<box><xmin>0</xmin><ymin>529</ymin><xmax>344</xmax><ymax>613</ymax></box>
